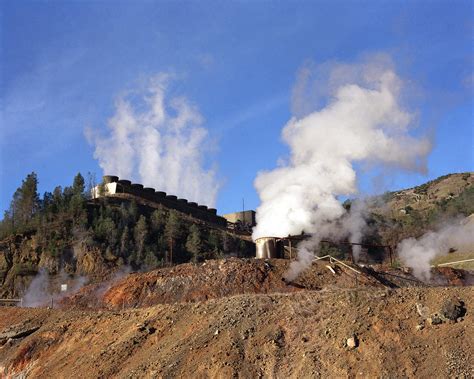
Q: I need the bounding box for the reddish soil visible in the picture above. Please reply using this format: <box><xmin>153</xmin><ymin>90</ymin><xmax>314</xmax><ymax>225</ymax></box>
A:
<box><xmin>60</xmin><ymin>258</ymin><xmax>422</xmax><ymax>310</ymax></box>
<box><xmin>1</xmin><ymin>259</ymin><xmax>473</xmax><ymax>378</ymax></box>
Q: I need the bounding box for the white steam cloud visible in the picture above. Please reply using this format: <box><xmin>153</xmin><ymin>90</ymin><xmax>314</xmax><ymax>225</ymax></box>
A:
<box><xmin>22</xmin><ymin>269</ymin><xmax>88</xmax><ymax>308</ymax></box>
<box><xmin>397</xmin><ymin>218</ymin><xmax>474</xmax><ymax>281</ymax></box>
<box><xmin>86</xmin><ymin>73</ymin><xmax>220</xmax><ymax>206</ymax></box>
<box><xmin>253</xmin><ymin>55</ymin><xmax>432</xmax><ymax>279</ymax></box>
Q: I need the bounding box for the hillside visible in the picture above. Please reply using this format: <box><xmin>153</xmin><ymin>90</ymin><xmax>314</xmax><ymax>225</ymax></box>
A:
<box><xmin>59</xmin><ymin>258</ymin><xmax>473</xmax><ymax>311</ymax></box>
<box><xmin>1</xmin><ymin>285</ymin><xmax>472</xmax><ymax>377</ymax></box>
<box><xmin>0</xmin><ymin>173</ymin><xmax>254</xmax><ymax>299</ymax></box>
<box><xmin>1</xmin><ymin>172</ymin><xmax>473</xmax><ymax>378</ymax></box>
<box><xmin>1</xmin><ymin>172</ymin><xmax>473</xmax><ymax>299</ymax></box>
<box><xmin>362</xmin><ymin>172</ymin><xmax>474</xmax><ymax>247</ymax></box>
<box><xmin>1</xmin><ymin>258</ymin><xmax>473</xmax><ymax>378</ymax></box>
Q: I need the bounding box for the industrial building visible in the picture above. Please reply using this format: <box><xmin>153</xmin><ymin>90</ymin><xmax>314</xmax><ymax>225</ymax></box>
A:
<box><xmin>222</xmin><ymin>210</ymin><xmax>256</xmax><ymax>227</ymax></box>
<box><xmin>92</xmin><ymin>175</ymin><xmax>227</xmax><ymax>227</ymax></box>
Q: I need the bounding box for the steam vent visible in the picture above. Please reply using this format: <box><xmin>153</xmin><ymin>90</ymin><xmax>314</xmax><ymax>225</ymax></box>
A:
<box><xmin>92</xmin><ymin>175</ymin><xmax>226</xmax><ymax>226</ymax></box>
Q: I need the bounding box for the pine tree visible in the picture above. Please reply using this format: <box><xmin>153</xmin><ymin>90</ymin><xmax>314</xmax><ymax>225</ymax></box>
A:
<box><xmin>8</xmin><ymin>172</ymin><xmax>40</xmax><ymax>229</ymax></box>
<box><xmin>150</xmin><ymin>208</ymin><xmax>166</xmax><ymax>233</ymax></box>
<box><xmin>120</xmin><ymin>226</ymin><xmax>131</xmax><ymax>257</ymax></box>
<box><xmin>52</xmin><ymin>186</ymin><xmax>63</xmax><ymax>213</ymax></box>
<box><xmin>164</xmin><ymin>210</ymin><xmax>183</xmax><ymax>265</ymax></box>
<box><xmin>186</xmin><ymin>224</ymin><xmax>203</xmax><ymax>263</ymax></box>
<box><xmin>72</xmin><ymin>173</ymin><xmax>85</xmax><ymax>195</ymax></box>
<box><xmin>207</xmin><ymin>229</ymin><xmax>221</xmax><ymax>258</ymax></box>
<box><xmin>134</xmin><ymin>215</ymin><xmax>148</xmax><ymax>264</ymax></box>
<box><xmin>70</xmin><ymin>173</ymin><xmax>87</xmax><ymax>223</ymax></box>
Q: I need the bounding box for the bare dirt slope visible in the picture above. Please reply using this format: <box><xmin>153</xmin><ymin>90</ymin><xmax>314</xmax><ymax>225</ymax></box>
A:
<box><xmin>1</xmin><ymin>259</ymin><xmax>473</xmax><ymax>378</ymax></box>
<box><xmin>61</xmin><ymin>258</ymin><xmax>397</xmax><ymax>310</ymax></box>
<box><xmin>60</xmin><ymin>258</ymin><xmax>472</xmax><ymax>312</ymax></box>
<box><xmin>1</xmin><ymin>286</ymin><xmax>473</xmax><ymax>378</ymax></box>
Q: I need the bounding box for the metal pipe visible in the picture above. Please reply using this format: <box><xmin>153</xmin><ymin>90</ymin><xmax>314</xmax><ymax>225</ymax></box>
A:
<box><xmin>433</xmin><ymin>258</ymin><xmax>474</xmax><ymax>267</ymax></box>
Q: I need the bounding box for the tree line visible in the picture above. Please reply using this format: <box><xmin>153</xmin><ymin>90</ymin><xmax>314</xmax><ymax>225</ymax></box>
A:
<box><xmin>0</xmin><ymin>172</ymin><xmax>252</xmax><ymax>270</ymax></box>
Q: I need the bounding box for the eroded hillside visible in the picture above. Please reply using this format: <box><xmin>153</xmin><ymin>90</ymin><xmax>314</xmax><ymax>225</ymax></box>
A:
<box><xmin>1</xmin><ymin>285</ymin><xmax>472</xmax><ymax>378</ymax></box>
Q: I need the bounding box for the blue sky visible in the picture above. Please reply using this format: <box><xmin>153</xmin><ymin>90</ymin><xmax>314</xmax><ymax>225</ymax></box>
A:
<box><xmin>1</xmin><ymin>0</ymin><xmax>473</xmax><ymax>215</ymax></box>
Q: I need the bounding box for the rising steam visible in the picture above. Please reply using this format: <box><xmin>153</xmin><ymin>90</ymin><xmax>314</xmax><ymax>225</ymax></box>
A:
<box><xmin>86</xmin><ymin>73</ymin><xmax>220</xmax><ymax>206</ymax></box>
<box><xmin>253</xmin><ymin>55</ymin><xmax>432</xmax><ymax>280</ymax></box>
<box><xmin>22</xmin><ymin>269</ymin><xmax>88</xmax><ymax>308</ymax></box>
<box><xmin>397</xmin><ymin>218</ymin><xmax>474</xmax><ymax>281</ymax></box>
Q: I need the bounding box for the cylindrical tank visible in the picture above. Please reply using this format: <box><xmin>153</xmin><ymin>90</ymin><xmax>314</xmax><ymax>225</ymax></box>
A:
<box><xmin>166</xmin><ymin>195</ymin><xmax>178</xmax><ymax>201</ymax></box>
<box><xmin>198</xmin><ymin>205</ymin><xmax>208</xmax><ymax>211</ymax></box>
<box><xmin>155</xmin><ymin>191</ymin><xmax>166</xmax><ymax>198</ymax></box>
<box><xmin>131</xmin><ymin>183</ymin><xmax>144</xmax><ymax>190</ymax></box>
<box><xmin>103</xmin><ymin>175</ymin><xmax>119</xmax><ymax>183</ymax></box>
<box><xmin>143</xmin><ymin>187</ymin><xmax>155</xmax><ymax>194</ymax></box>
<box><xmin>118</xmin><ymin>179</ymin><xmax>131</xmax><ymax>186</ymax></box>
<box><xmin>208</xmin><ymin>208</ymin><xmax>217</xmax><ymax>215</ymax></box>
<box><xmin>255</xmin><ymin>237</ymin><xmax>280</xmax><ymax>259</ymax></box>
<box><xmin>188</xmin><ymin>202</ymin><xmax>198</xmax><ymax>208</ymax></box>
<box><xmin>178</xmin><ymin>198</ymin><xmax>188</xmax><ymax>204</ymax></box>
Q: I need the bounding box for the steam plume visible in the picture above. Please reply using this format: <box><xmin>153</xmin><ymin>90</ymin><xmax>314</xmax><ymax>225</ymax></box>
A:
<box><xmin>86</xmin><ymin>73</ymin><xmax>220</xmax><ymax>206</ymax></box>
<box><xmin>23</xmin><ymin>269</ymin><xmax>87</xmax><ymax>308</ymax></box>
<box><xmin>253</xmin><ymin>55</ymin><xmax>432</xmax><ymax>279</ymax></box>
<box><xmin>397</xmin><ymin>218</ymin><xmax>474</xmax><ymax>281</ymax></box>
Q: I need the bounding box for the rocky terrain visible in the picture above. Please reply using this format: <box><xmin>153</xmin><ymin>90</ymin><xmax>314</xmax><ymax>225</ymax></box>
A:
<box><xmin>1</xmin><ymin>258</ymin><xmax>473</xmax><ymax>378</ymax></box>
<box><xmin>0</xmin><ymin>283</ymin><xmax>472</xmax><ymax>378</ymax></box>
<box><xmin>58</xmin><ymin>258</ymin><xmax>473</xmax><ymax>311</ymax></box>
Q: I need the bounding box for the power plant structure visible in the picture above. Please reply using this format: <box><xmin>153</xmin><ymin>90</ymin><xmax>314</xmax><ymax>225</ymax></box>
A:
<box><xmin>93</xmin><ymin>176</ymin><xmax>393</xmax><ymax>263</ymax></box>
<box><xmin>256</xmin><ymin>234</ymin><xmax>394</xmax><ymax>264</ymax></box>
<box><xmin>255</xmin><ymin>236</ymin><xmax>301</xmax><ymax>259</ymax></box>
<box><xmin>92</xmin><ymin>175</ymin><xmax>227</xmax><ymax>227</ymax></box>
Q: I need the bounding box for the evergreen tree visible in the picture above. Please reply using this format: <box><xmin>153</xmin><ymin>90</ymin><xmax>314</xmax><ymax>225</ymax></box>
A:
<box><xmin>8</xmin><ymin>172</ymin><xmax>40</xmax><ymax>229</ymax></box>
<box><xmin>120</xmin><ymin>226</ymin><xmax>132</xmax><ymax>257</ymax></box>
<box><xmin>94</xmin><ymin>213</ymin><xmax>118</xmax><ymax>247</ymax></box>
<box><xmin>52</xmin><ymin>186</ymin><xmax>63</xmax><ymax>213</ymax></box>
<box><xmin>144</xmin><ymin>250</ymin><xmax>160</xmax><ymax>268</ymax></box>
<box><xmin>164</xmin><ymin>210</ymin><xmax>184</xmax><ymax>264</ymax></box>
<box><xmin>186</xmin><ymin>224</ymin><xmax>203</xmax><ymax>263</ymax></box>
<box><xmin>150</xmin><ymin>208</ymin><xmax>166</xmax><ymax>233</ymax></box>
<box><xmin>134</xmin><ymin>215</ymin><xmax>148</xmax><ymax>264</ymax></box>
<box><xmin>207</xmin><ymin>229</ymin><xmax>221</xmax><ymax>257</ymax></box>
<box><xmin>70</xmin><ymin>173</ymin><xmax>87</xmax><ymax>223</ymax></box>
<box><xmin>72</xmin><ymin>173</ymin><xmax>85</xmax><ymax>195</ymax></box>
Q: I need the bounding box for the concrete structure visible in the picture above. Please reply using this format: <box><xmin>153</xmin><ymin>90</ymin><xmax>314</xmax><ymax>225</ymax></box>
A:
<box><xmin>222</xmin><ymin>210</ymin><xmax>256</xmax><ymax>227</ymax></box>
<box><xmin>92</xmin><ymin>175</ymin><xmax>227</xmax><ymax>227</ymax></box>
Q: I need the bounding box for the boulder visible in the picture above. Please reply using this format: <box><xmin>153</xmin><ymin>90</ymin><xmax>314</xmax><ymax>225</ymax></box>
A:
<box><xmin>440</xmin><ymin>299</ymin><xmax>466</xmax><ymax>321</ymax></box>
<box><xmin>346</xmin><ymin>335</ymin><xmax>358</xmax><ymax>349</ymax></box>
